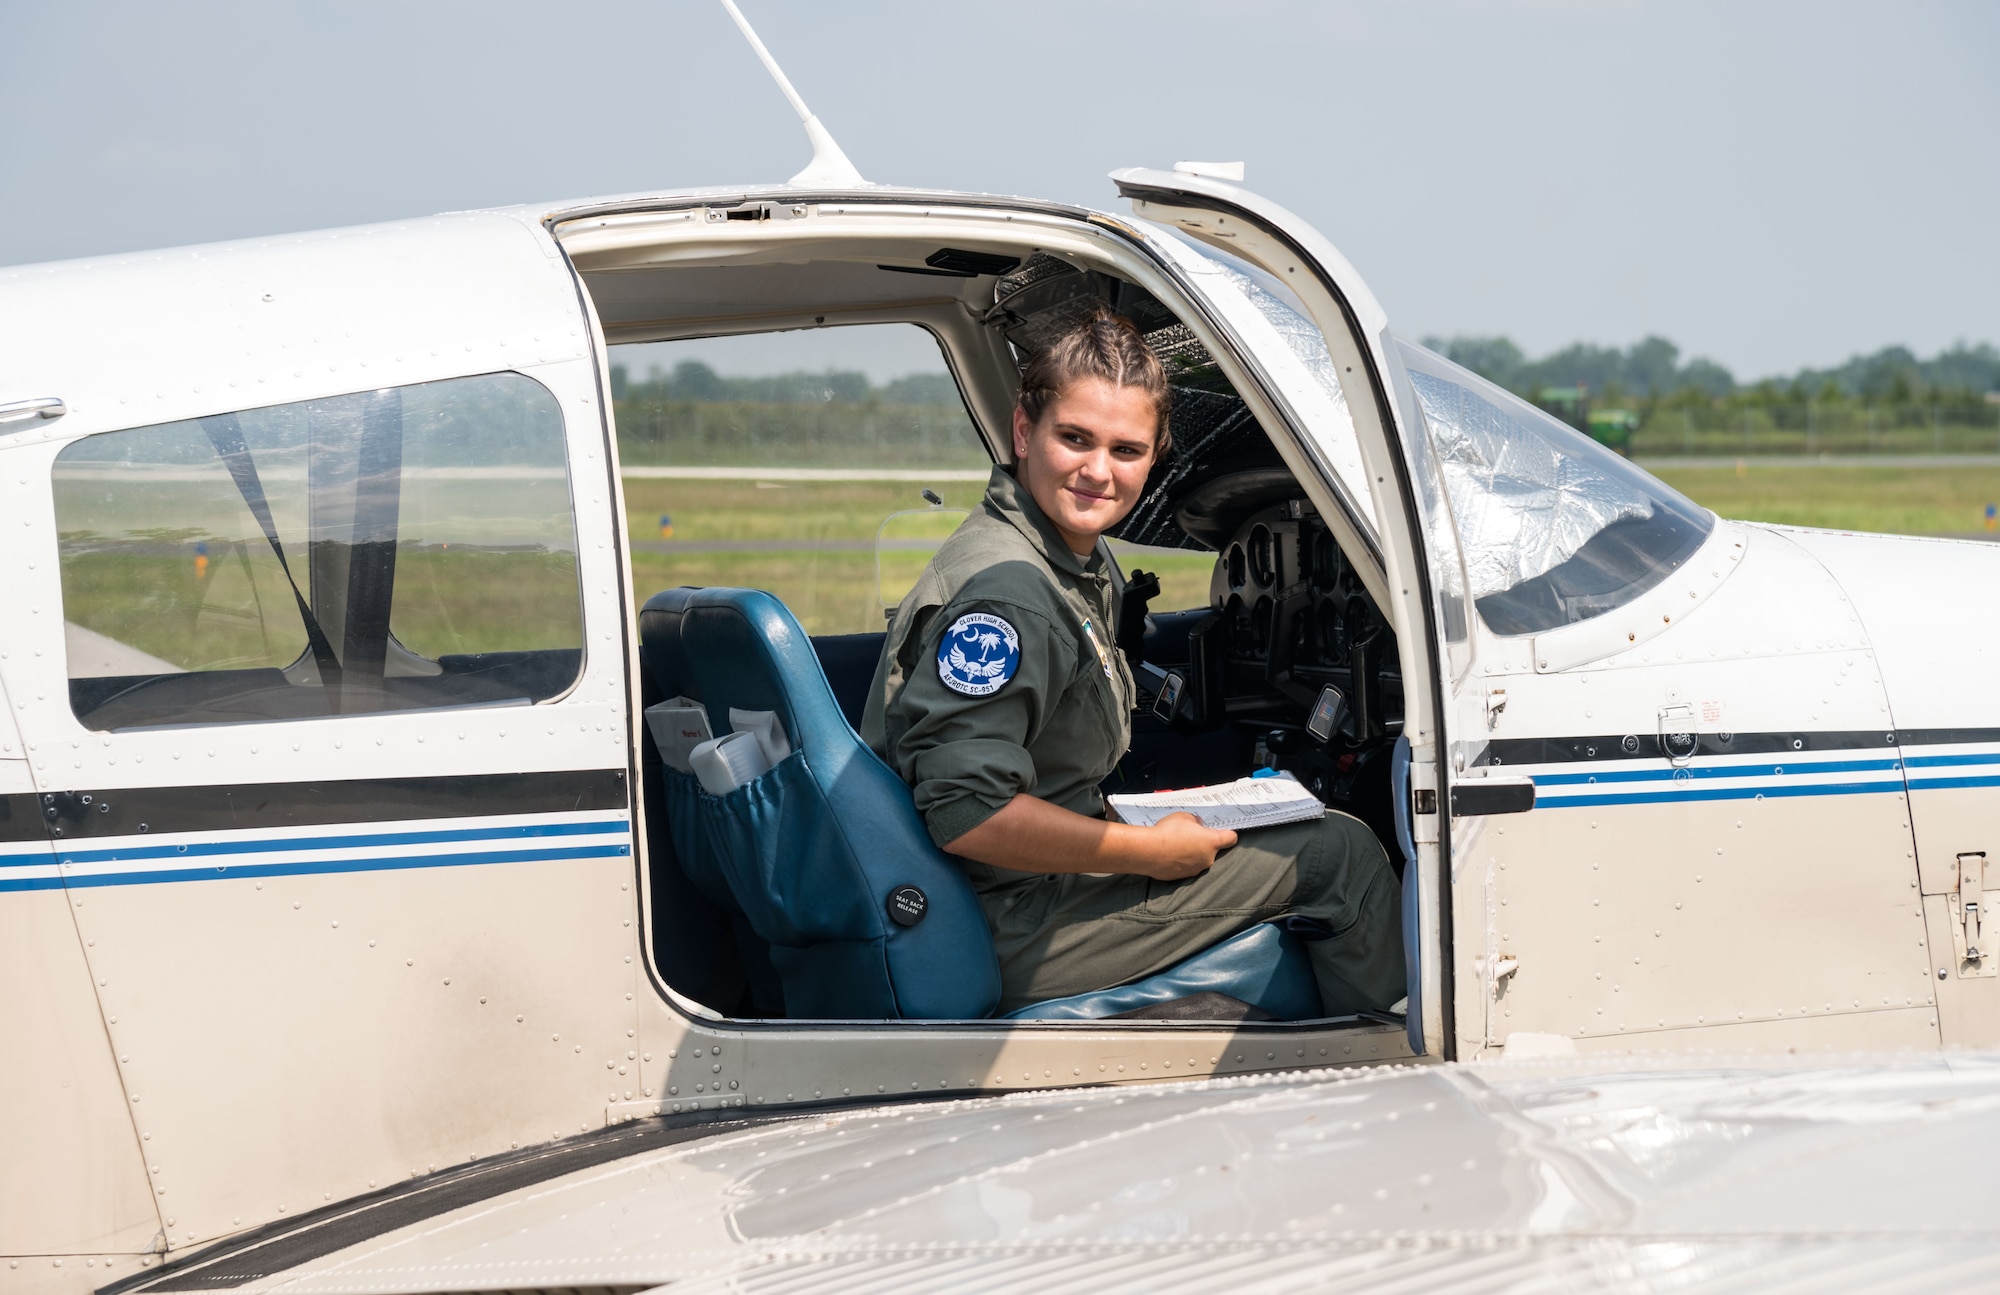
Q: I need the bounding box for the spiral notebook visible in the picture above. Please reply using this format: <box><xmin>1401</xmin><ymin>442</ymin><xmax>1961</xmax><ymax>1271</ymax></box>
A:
<box><xmin>1105</xmin><ymin>772</ymin><xmax>1325</xmax><ymax>832</ymax></box>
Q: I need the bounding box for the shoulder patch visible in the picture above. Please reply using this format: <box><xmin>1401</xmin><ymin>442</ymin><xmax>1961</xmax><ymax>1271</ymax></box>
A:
<box><xmin>936</xmin><ymin>612</ymin><xmax>1021</xmax><ymax>697</ymax></box>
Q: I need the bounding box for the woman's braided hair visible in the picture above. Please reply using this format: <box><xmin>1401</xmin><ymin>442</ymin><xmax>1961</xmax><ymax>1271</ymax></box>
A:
<box><xmin>1017</xmin><ymin>309</ymin><xmax>1173</xmax><ymax>456</ymax></box>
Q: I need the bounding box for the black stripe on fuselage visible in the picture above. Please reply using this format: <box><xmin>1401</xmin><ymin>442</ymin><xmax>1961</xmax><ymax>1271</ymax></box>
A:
<box><xmin>29</xmin><ymin>769</ymin><xmax>628</xmax><ymax>842</ymax></box>
<box><xmin>0</xmin><ymin>793</ymin><xmax>41</xmax><ymax>844</ymax></box>
<box><xmin>1897</xmin><ymin>727</ymin><xmax>2000</xmax><ymax>749</ymax></box>
<box><xmin>1475</xmin><ymin>727</ymin><xmax>2000</xmax><ymax>768</ymax></box>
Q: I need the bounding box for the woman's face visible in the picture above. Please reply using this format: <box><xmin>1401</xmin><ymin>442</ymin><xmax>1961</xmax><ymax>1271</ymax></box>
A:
<box><xmin>1010</xmin><ymin>376</ymin><xmax>1160</xmax><ymax>557</ymax></box>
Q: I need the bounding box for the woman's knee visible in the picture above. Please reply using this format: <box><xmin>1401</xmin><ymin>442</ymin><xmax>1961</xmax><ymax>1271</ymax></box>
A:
<box><xmin>1306</xmin><ymin>811</ymin><xmax>1394</xmax><ymax>883</ymax></box>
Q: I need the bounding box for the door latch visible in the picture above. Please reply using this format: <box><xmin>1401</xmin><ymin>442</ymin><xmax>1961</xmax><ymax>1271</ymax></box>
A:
<box><xmin>1952</xmin><ymin>852</ymin><xmax>1995</xmax><ymax>978</ymax></box>
<box><xmin>1658</xmin><ymin>703</ymin><xmax>1698</xmax><ymax>766</ymax></box>
<box><xmin>1450</xmin><ymin>777</ymin><xmax>1536</xmax><ymax>817</ymax></box>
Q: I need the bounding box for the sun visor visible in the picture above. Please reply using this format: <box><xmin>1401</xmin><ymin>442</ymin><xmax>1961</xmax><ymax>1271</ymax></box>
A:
<box><xmin>1411</xmin><ymin>369</ymin><xmax>1657</xmax><ymax>600</ymax></box>
<box><xmin>1396</xmin><ymin>340</ymin><xmax>1714</xmax><ymax>638</ymax></box>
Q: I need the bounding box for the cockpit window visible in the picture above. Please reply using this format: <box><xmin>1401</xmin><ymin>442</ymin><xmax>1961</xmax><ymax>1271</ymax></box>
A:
<box><xmin>609</xmin><ymin>325</ymin><xmax>991</xmax><ymax>635</ymax></box>
<box><xmin>53</xmin><ymin>371</ymin><xmax>582</xmax><ymax>730</ymax></box>
<box><xmin>1394</xmin><ymin>340</ymin><xmax>1713</xmax><ymax>637</ymax></box>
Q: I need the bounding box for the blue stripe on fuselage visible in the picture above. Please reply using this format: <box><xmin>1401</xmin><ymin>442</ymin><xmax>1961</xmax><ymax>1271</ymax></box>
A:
<box><xmin>0</xmin><ymin>822</ymin><xmax>630</xmax><ymax>891</ymax></box>
<box><xmin>1533</xmin><ymin>778</ymin><xmax>1904</xmax><ymax>809</ymax></box>
<box><xmin>1523</xmin><ymin>739</ymin><xmax>2000</xmax><ymax>807</ymax></box>
<box><xmin>57</xmin><ymin>840</ymin><xmax>630</xmax><ymax>889</ymax></box>
<box><xmin>51</xmin><ymin>817</ymin><xmax>626</xmax><ymax>866</ymax></box>
<box><xmin>1530</xmin><ymin>757</ymin><xmax>1903</xmax><ymax>787</ymax></box>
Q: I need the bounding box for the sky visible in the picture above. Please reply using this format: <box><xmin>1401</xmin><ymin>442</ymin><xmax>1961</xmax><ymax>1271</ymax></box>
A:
<box><xmin>3</xmin><ymin>0</ymin><xmax>1994</xmax><ymax>382</ymax></box>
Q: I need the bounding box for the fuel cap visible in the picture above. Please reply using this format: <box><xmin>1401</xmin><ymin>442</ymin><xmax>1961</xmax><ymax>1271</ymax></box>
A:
<box><xmin>886</xmin><ymin>885</ymin><xmax>928</xmax><ymax>927</ymax></box>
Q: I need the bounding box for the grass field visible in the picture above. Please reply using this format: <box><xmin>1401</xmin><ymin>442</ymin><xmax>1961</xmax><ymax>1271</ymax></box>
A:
<box><xmin>60</xmin><ymin>547</ymin><xmax>584</xmax><ymax>670</ymax></box>
<box><xmin>58</xmin><ymin>463</ymin><xmax>1998</xmax><ymax>666</ymax></box>
<box><xmin>1647</xmin><ymin>463</ymin><xmax>2000</xmax><ymax>537</ymax></box>
<box><xmin>619</xmin><ymin>463</ymin><xmax>2000</xmax><ymax>636</ymax></box>
<box><xmin>622</xmin><ymin>476</ymin><xmax>1214</xmax><ymax>634</ymax></box>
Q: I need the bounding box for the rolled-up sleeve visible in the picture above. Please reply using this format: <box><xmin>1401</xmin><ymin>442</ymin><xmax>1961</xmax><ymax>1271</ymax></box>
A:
<box><xmin>887</xmin><ymin>597</ymin><xmax>1072</xmax><ymax>847</ymax></box>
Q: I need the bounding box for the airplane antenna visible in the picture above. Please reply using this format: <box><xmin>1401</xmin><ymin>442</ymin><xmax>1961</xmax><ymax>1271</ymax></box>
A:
<box><xmin>717</xmin><ymin>0</ymin><xmax>868</xmax><ymax>188</ymax></box>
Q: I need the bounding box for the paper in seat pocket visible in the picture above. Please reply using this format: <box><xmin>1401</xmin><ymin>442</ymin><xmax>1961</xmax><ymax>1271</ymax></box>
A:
<box><xmin>644</xmin><ymin>696</ymin><xmax>713</xmax><ymax>773</ymax></box>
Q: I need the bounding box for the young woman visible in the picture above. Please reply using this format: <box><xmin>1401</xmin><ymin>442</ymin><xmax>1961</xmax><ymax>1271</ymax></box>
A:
<box><xmin>861</xmin><ymin>311</ymin><xmax>1404</xmax><ymax>1016</ymax></box>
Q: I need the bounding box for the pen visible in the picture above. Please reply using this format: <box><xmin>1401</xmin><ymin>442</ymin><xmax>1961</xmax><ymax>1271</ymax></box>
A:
<box><xmin>1080</xmin><ymin>618</ymin><xmax>1114</xmax><ymax>681</ymax></box>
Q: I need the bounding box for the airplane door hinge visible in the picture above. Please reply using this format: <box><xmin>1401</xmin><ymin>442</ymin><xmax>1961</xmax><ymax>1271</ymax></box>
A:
<box><xmin>1952</xmin><ymin>852</ymin><xmax>1995</xmax><ymax>979</ymax></box>
<box><xmin>1474</xmin><ymin>955</ymin><xmax>1519</xmax><ymax>997</ymax></box>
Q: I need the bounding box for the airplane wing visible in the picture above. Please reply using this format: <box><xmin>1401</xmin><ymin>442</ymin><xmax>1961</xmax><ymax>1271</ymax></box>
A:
<box><xmin>125</xmin><ymin>1052</ymin><xmax>2000</xmax><ymax>1295</ymax></box>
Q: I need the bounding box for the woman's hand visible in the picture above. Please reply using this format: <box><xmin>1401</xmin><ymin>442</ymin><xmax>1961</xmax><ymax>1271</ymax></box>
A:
<box><xmin>1132</xmin><ymin>811</ymin><xmax>1237</xmax><ymax>881</ymax></box>
<box><xmin>947</xmin><ymin>795</ymin><xmax>1237</xmax><ymax>880</ymax></box>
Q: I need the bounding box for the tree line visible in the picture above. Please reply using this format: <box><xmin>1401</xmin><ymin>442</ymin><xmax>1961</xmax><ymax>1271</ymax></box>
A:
<box><xmin>610</xmin><ymin>360</ymin><xmax>958</xmax><ymax>408</ymax></box>
<box><xmin>1420</xmin><ymin>335</ymin><xmax>2000</xmax><ymax>405</ymax></box>
<box><xmin>609</xmin><ymin>360</ymin><xmax>981</xmax><ymax>467</ymax></box>
<box><xmin>1419</xmin><ymin>336</ymin><xmax>2000</xmax><ymax>452</ymax></box>
<box><xmin>609</xmin><ymin>339</ymin><xmax>2000</xmax><ymax>462</ymax></box>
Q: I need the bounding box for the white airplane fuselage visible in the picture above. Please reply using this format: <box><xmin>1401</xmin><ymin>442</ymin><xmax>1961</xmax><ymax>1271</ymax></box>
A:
<box><xmin>3</xmin><ymin>178</ymin><xmax>1996</xmax><ymax>1295</ymax></box>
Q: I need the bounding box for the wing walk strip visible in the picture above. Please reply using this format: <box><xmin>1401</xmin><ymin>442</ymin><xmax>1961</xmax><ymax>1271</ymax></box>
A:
<box><xmin>0</xmin><ymin>810</ymin><xmax>631</xmax><ymax>892</ymax></box>
<box><xmin>1498</xmin><ymin>741</ymin><xmax>2000</xmax><ymax>809</ymax></box>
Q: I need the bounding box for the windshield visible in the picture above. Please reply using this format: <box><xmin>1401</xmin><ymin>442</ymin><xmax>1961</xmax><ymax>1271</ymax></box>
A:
<box><xmin>1395</xmin><ymin>340</ymin><xmax>1713</xmax><ymax>636</ymax></box>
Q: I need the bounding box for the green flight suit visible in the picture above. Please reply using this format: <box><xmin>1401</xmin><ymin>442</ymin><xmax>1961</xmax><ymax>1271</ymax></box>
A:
<box><xmin>863</xmin><ymin>464</ymin><xmax>1403</xmax><ymax>1016</ymax></box>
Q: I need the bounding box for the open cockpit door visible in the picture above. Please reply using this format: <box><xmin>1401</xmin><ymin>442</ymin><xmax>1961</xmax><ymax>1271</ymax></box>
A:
<box><xmin>1111</xmin><ymin>168</ymin><xmax>1463</xmax><ymax>1058</ymax></box>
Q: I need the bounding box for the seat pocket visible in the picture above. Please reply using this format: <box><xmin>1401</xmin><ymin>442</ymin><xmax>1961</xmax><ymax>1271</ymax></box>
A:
<box><xmin>664</xmin><ymin>752</ymin><xmax>876</xmax><ymax>949</ymax></box>
<box><xmin>662</xmin><ymin>766</ymin><xmax>732</xmax><ymax>911</ymax></box>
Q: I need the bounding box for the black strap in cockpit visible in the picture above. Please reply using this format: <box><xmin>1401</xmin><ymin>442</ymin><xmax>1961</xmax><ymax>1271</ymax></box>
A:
<box><xmin>198</xmin><ymin>413</ymin><xmax>345</xmax><ymax>696</ymax></box>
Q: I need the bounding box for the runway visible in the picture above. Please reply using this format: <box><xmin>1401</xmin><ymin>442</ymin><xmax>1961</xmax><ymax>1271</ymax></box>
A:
<box><xmin>630</xmin><ymin>538</ymin><xmax>944</xmax><ymax>554</ymax></box>
<box><xmin>621</xmin><ymin>466</ymin><xmax>989</xmax><ymax>482</ymax></box>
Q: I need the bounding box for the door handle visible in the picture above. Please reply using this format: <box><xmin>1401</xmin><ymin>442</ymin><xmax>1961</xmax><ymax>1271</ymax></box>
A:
<box><xmin>0</xmin><ymin>397</ymin><xmax>66</xmax><ymax>427</ymax></box>
<box><xmin>1450</xmin><ymin>777</ymin><xmax>1536</xmax><ymax>816</ymax></box>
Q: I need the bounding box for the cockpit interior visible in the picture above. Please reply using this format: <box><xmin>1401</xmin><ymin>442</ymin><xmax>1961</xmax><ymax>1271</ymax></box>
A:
<box><xmin>567</xmin><ymin>207</ymin><xmax>1408</xmax><ymax>1027</ymax></box>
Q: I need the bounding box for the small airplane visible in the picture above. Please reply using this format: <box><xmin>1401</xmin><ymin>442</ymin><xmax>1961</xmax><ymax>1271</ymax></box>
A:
<box><xmin>5</xmin><ymin>3</ymin><xmax>1996</xmax><ymax>1290</ymax></box>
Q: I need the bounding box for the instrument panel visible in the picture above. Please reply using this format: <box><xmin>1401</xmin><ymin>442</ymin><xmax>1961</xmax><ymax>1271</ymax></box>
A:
<box><xmin>1191</xmin><ymin>500</ymin><xmax>1400</xmax><ymax>740</ymax></box>
<box><xmin>1126</xmin><ymin>497</ymin><xmax>1403</xmax><ymax>851</ymax></box>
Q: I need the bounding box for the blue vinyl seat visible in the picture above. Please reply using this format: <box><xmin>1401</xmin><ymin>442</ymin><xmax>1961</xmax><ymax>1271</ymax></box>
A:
<box><xmin>638</xmin><ymin>587</ymin><xmax>1324</xmax><ymax>1022</ymax></box>
<box><xmin>1003</xmin><ymin>921</ymin><xmax>1319</xmax><ymax>1020</ymax></box>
